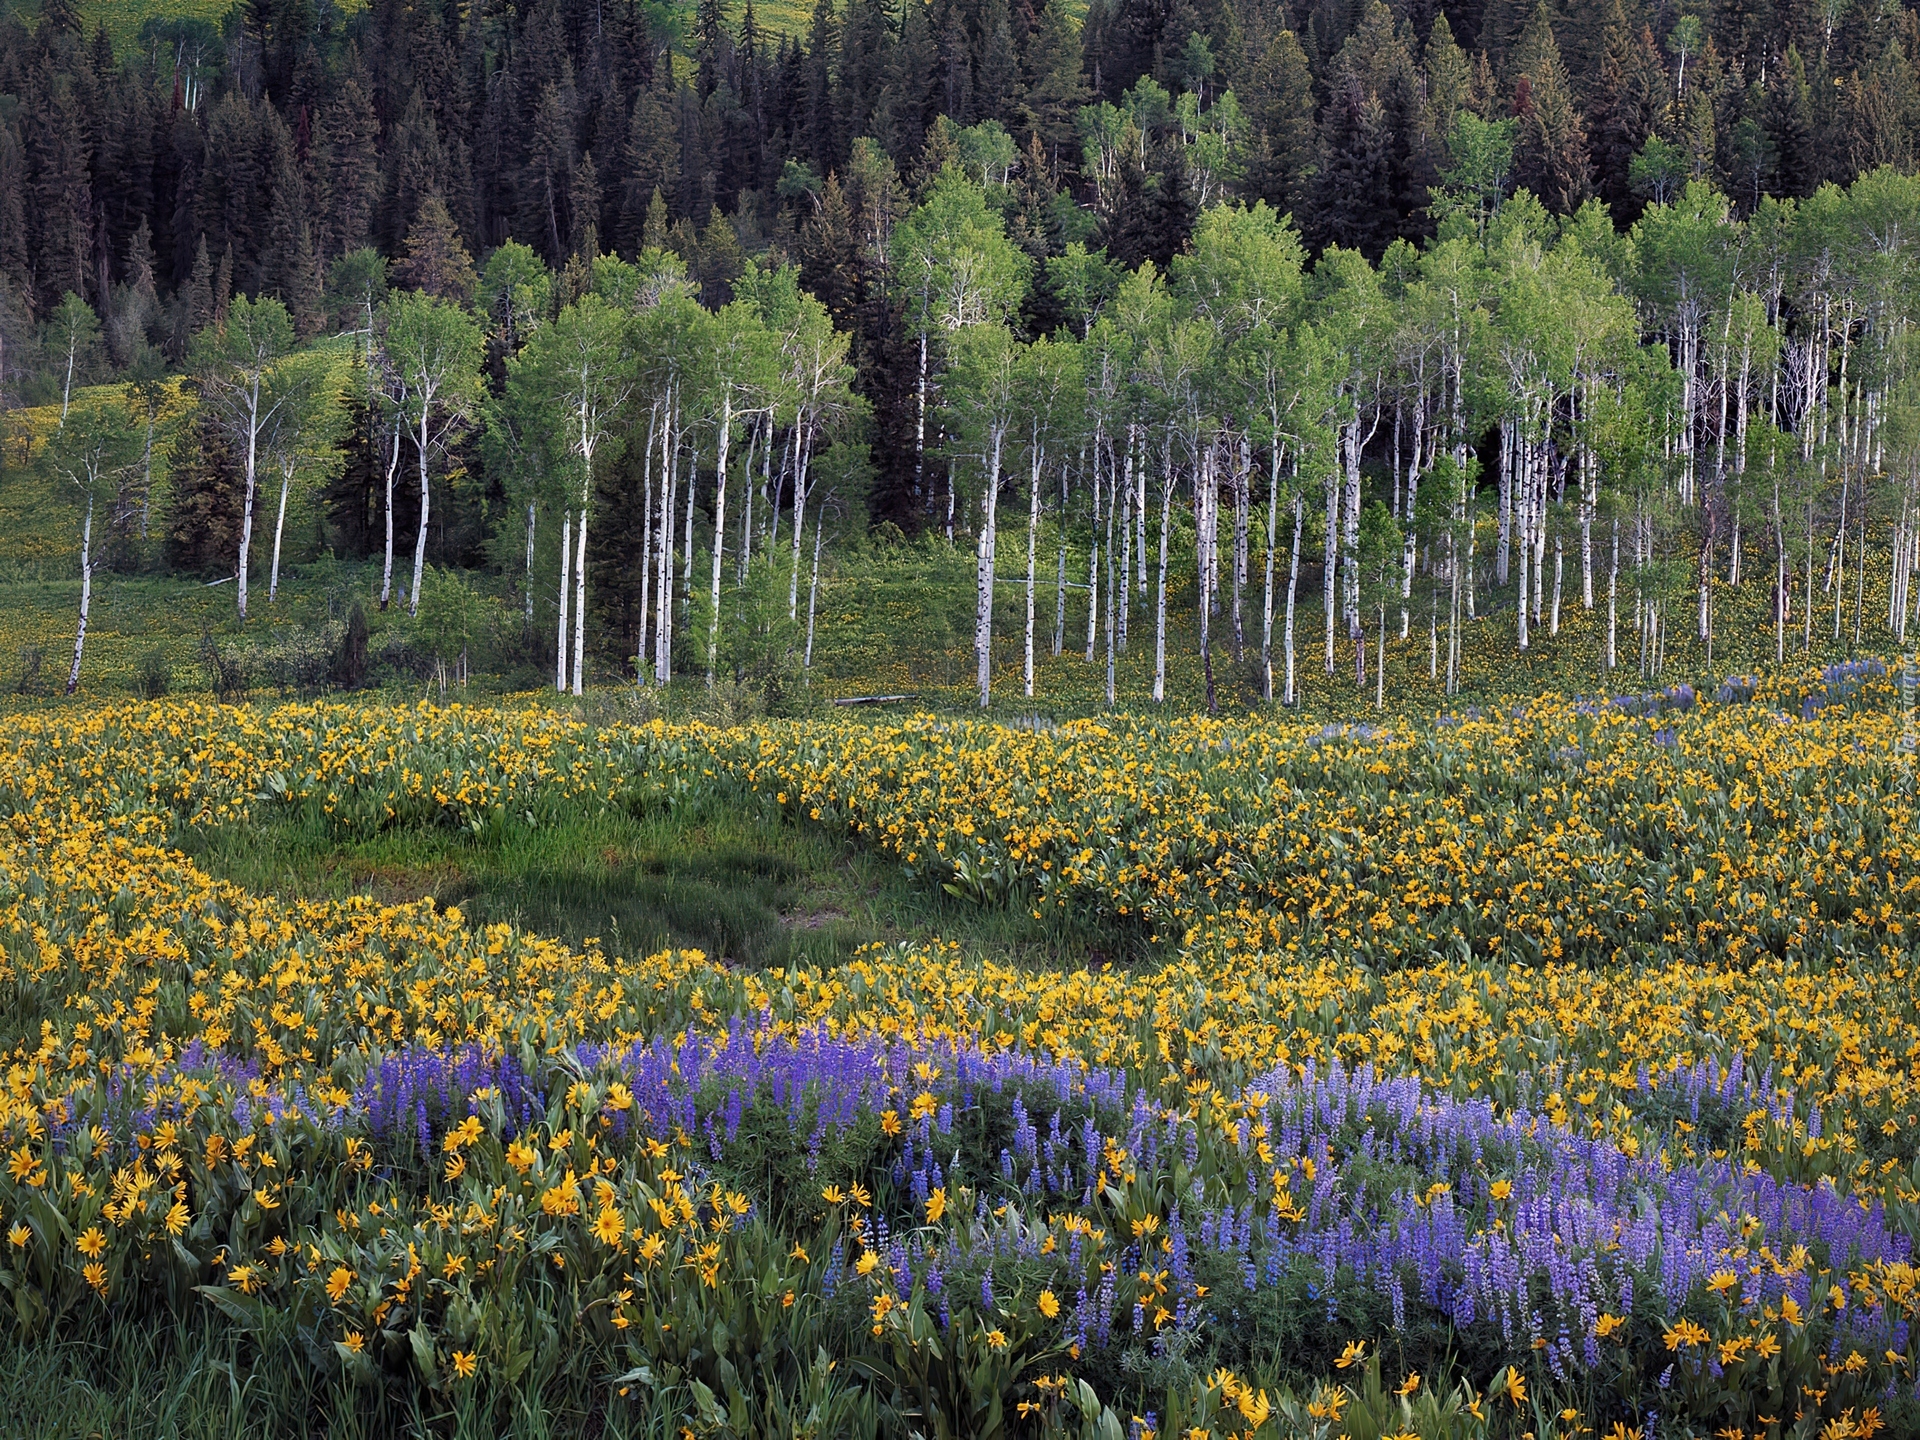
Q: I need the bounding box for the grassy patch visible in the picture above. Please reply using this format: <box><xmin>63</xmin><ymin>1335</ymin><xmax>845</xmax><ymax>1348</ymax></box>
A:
<box><xmin>180</xmin><ymin>786</ymin><xmax>1100</xmax><ymax>970</ymax></box>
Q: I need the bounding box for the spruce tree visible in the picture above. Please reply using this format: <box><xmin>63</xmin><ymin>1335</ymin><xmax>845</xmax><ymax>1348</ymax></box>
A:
<box><xmin>1512</xmin><ymin>2</ymin><xmax>1593</xmax><ymax>212</ymax></box>
<box><xmin>1242</xmin><ymin>28</ymin><xmax>1318</xmax><ymax>216</ymax></box>
<box><xmin>396</xmin><ymin>195</ymin><xmax>478</xmax><ymax>304</ymax></box>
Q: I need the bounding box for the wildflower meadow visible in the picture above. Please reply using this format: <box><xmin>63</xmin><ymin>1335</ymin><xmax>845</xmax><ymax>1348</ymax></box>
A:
<box><xmin>1</xmin><ymin>670</ymin><xmax>1918</xmax><ymax>1439</ymax></box>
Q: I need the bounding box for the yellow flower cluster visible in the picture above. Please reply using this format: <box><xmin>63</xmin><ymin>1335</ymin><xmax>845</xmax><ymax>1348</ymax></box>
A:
<box><xmin>0</xmin><ymin>684</ymin><xmax>1915</xmax><ymax>1433</ymax></box>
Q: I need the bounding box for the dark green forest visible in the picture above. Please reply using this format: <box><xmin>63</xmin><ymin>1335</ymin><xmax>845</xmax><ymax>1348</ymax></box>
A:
<box><xmin>2</xmin><ymin>0</ymin><xmax>1915</xmax><ymax>531</ymax></box>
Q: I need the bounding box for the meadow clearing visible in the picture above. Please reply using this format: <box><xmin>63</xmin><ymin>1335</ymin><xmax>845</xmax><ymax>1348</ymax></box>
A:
<box><xmin>0</xmin><ymin>667</ymin><xmax>1916</xmax><ymax>1439</ymax></box>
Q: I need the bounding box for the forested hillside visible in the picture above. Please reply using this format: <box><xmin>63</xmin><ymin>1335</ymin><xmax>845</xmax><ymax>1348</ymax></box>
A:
<box><xmin>1</xmin><ymin>0</ymin><xmax>1917</xmax><ymax>707</ymax></box>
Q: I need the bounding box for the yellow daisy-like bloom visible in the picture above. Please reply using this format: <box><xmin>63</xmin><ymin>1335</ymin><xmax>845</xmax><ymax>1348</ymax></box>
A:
<box><xmin>82</xmin><ymin>1262</ymin><xmax>107</xmax><ymax>1293</ymax></box>
<box><xmin>7</xmin><ymin>1225</ymin><xmax>28</xmax><ymax>1248</ymax></box>
<box><xmin>1037</xmin><ymin>1289</ymin><xmax>1060</xmax><ymax>1319</ymax></box>
<box><xmin>75</xmin><ymin>1226</ymin><xmax>106</xmax><ymax>1259</ymax></box>
<box><xmin>451</xmin><ymin>1350</ymin><xmax>477</xmax><ymax>1379</ymax></box>
<box><xmin>326</xmin><ymin>1266</ymin><xmax>354</xmax><ymax>1304</ymax></box>
<box><xmin>1334</xmin><ymin>1340</ymin><xmax>1366</xmax><ymax>1369</ymax></box>
<box><xmin>592</xmin><ymin>1208</ymin><xmax>626</xmax><ymax>1246</ymax></box>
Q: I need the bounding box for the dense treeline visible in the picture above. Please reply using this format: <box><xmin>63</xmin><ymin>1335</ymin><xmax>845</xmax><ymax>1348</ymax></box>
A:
<box><xmin>7</xmin><ymin>0</ymin><xmax>1920</xmax><ymax>704</ymax></box>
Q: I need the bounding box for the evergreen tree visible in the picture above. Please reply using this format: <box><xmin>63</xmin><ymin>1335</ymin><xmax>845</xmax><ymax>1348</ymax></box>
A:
<box><xmin>165</xmin><ymin>394</ymin><xmax>246</xmax><ymax>576</ymax></box>
<box><xmin>1765</xmin><ymin>45</ymin><xmax>1821</xmax><ymax>197</ymax></box>
<box><xmin>620</xmin><ymin>69</ymin><xmax>681</xmax><ymax>251</ymax></box>
<box><xmin>395</xmin><ymin>195</ymin><xmax>478</xmax><ymax>304</ymax></box>
<box><xmin>976</xmin><ymin>0</ymin><xmax>1023</xmax><ymax>124</ymax></box>
<box><xmin>1242</xmin><ymin>28</ymin><xmax>1318</xmax><ymax>217</ymax></box>
<box><xmin>1512</xmin><ymin>2</ymin><xmax>1593</xmax><ymax>212</ymax></box>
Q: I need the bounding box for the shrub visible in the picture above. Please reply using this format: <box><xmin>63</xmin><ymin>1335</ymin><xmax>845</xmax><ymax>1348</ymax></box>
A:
<box><xmin>132</xmin><ymin>647</ymin><xmax>172</xmax><ymax>700</ymax></box>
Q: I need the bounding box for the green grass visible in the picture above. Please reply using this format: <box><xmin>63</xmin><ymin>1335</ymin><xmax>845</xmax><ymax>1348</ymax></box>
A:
<box><xmin>179</xmin><ymin>783</ymin><xmax>1110</xmax><ymax>970</ymax></box>
<box><xmin>0</xmin><ymin>1316</ymin><xmax>680</xmax><ymax>1440</ymax></box>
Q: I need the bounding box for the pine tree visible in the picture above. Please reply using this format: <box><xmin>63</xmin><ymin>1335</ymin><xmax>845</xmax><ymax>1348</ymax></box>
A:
<box><xmin>888</xmin><ymin>0</ymin><xmax>939</xmax><ymax>162</ymax></box>
<box><xmin>323</xmin><ymin>364</ymin><xmax>382</xmax><ymax>557</ymax></box>
<box><xmin>0</xmin><ymin>118</ymin><xmax>32</xmax><ymax>301</ymax></box>
<box><xmin>322</xmin><ymin>53</ymin><xmax>381</xmax><ymax>258</ymax></box>
<box><xmin>1765</xmin><ymin>45</ymin><xmax>1820</xmax><ymax>196</ymax></box>
<box><xmin>697</xmin><ymin>0</ymin><xmax>731</xmax><ymax>101</ymax></box>
<box><xmin>800</xmin><ymin>172</ymin><xmax>862</xmax><ymax>332</ymax></box>
<box><xmin>804</xmin><ymin>0</ymin><xmax>842</xmax><ymax>170</ymax></box>
<box><xmin>976</xmin><ymin>0</ymin><xmax>1023</xmax><ymax>124</ymax></box>
<box><xmin>1512</xmin><ymin>2</ymin><xmax>1592</xmax><ymax>212</ymax></box>
<box><xmin>1021</xmin><ymin>0</ymin><xmax>1087</xmax><ymax>154</ymax></box>
<box><xmin>25</xmin><ymin>60</ymin><xmax>93</xmax><ymax>310</ymax></box>
<box><xmin>165</xmin><ymin>397</ymin><xmax>246</xmax><ymax>577</ymax></box>
<box><xmin>395</xmin><ymin>195</ymin><xmax>478</xmax><ymax>303</ymax></box>
<box><xmin>1242</xmin><ymin>28</ymin><xmax>1318</xmax><ymax>216</ymax></box>
<box><xmin>571</xmin><ymin>152</ymin><xmax>603</xmax><ymax>257</ymax></box>
<box><xmin>1588</xmin><ymin>1</ymin><xmax>1672</xmax><ymax>216</ymax></box>
<box><xmin>619</xmin><ymin>69</ymin><xmax>681</xmax><ymax>252</ymax></box>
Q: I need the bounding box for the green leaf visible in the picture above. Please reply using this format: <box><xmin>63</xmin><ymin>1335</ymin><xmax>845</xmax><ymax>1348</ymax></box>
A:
<box><xmin>193</xmin><ymin>1284</ymin><xmax>266</xmax><ymax>1331</ymax></box>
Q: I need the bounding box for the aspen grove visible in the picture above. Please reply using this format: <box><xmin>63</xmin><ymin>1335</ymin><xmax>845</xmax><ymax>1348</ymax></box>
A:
<box><xmin>284</xmin><ymin>169</ymin><xmax>1920</xmax><ymax>706</ymax></box>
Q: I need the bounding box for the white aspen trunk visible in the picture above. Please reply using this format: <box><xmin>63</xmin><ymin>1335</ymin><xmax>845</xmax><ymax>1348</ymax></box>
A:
<box><xmin>378</xmin><ymin>417</ymin><xmax>402</xmax><ymax>609</ymax></box>
<box><xmin>682</xmin><ymin>442</ymin><xmax>698</xmax><ymax>597</ymax></box>
<box><xmin>524</xmin><ymin>502</ymin><xmax>538</xmax><ymax>622</ymax></box>
<box><xmin>1607</xmin><ymin>518</ymin><xmax>1619</xmax><ymax>671</ymax></box>
<box><xmin>1104</xmin><ymin>463</ymin><xmax>1117</xmax><ymax>706</ymax></box>
<box><xmin>1053</xmin><ymin>458</ymin><xmax>1071</xmax><ymax>658</ymax></box>
<box><xmin>1550</xmin><ymin>534</ymin><xmax>1562</xmax><ymax>637</ymax></box>
<box><xmin>1261</xmin><ymin>436</ymin><xmax>1280</xmax><ymax>701</ymax></box>
<box><xmin>410</xmin><ymin>404</ymin><xmax>432</xmax><ymax>618</ymax></box>
<box><xmin>557</xmin><ymin>510</ymin><xmax>573</xmax><ymax>691</ymax></box>
<box><xmin>1136</xmin><ymin>433</ymin><xmax>1148</xmax><ymax>596</ymax></box>
<box><xmin>737</xmin><ymin>418</ymin><xmax>757</xmax><ymax>588</ymax></box>
<box><xmin>66</xmin><ymin>493</ymin><xmax>92</xmax><ymax>695</ymax></box>
<box><xmin>1119</xmin><ymin>429</ymin><xmax>1135</xmax><ymax>646</ymax></box>
<box><xmin>237</xmin><ymin>382</ymin><xmax>261</xmax><ymax>621</ymax></box>
<box><xmin>1284</xmin><ymin>491</ymin><xmax>1301</xmax><ymax>706</ymax></box>
<box><xmin>1196</xmin><ymin>444</ymin><xmax>1213</xmax><ymax>676</ymax></box>
<box><xmin>638</xmin><ymin>409</ymin><xmax>655</xmax><ymax>676</ymax></box>
<box><xmin>1085</xmin><ymin>443</ymin><xmax>1101</xmax><ymax>662</ymax></box>
<box><xmin>1341</xmin><ymin>416</ymin><xmax>1363</xmax><ymax>635</ymax></box>
<box><xmin>1323</xmin><ymin>458</ymin><xmax>1340</xmax><ymax>674</ymax></box>
<box><xmin>1516</xmin><ymin>466</ymin><xmax>1531</xmax><ymax>652</ymax></box>
<box><xmin>770</xmin><ymin>426</ymin><xmax>793</xmax><ymax>554</ymax></box>
<box><xmin>571</xmin><ymin>506</ymin><xmax>588</xmax><ymax>696</ymax></box>
<box><xmin>1152</xmin><ymin>439</ymin><xmax>1172</xmax><ymax>704</ymax></box>
<box><xmin>1024</xmin><ymin>432</ymin><xmax>1042</xmax><ymax>698</ymax></box>
<box><xmin>61</xmin><ymin>338</ymin><xmax>76</xmax><ymax>425</ymax></box>
<box><xmin>657</xmin><ymin>400</ymin><xmax>679</xmax><ymax>684</ymax></box>
<box><xmin>1232</xmin><ymin>436</ymin><xmax>1248</xmax><ymax>662</ymax></box>
<box><xmin>707</xmin><ymin>395</ymin><xmax>733</xmax><ymax>686</ymax></box>
<box><xmin>1446</xmin><ymin>533</ymin><xmax>1461</xmax><ymax>696</ymax></box>
<box><xmin>915</xmin><ymin>327</ymin><xmax>929</xmax><ymax>510</ymax></box>
<box><xmin>1375</xmin><ymin>603</ymin><xmax>1385</xmax><ymax>709</ymax></box>
<box><xmin>1579</xmin><ymin>376</ymin><xmax>1595</xmax><ymax>608</ymax></box>
<box><xmin>756</xmin><ymin>414</ymin><xmax>771</xmax><ymax>560</ymax></box>
<box><xmin>790</xmin><ymin>427</ymin><xmax>814</xmax><ymax>620</ymax></box>
<box><xmin>975</xmin><ymin>425</ymin><xmax>1004</xmax><ymax>707</ymax></box>
<box><xmin>269</xmin><ymin>465</ymin><xmax>292</xmax><ymax>603</ymax></box>
<box><xmin>139</xmin><ymin>404</ymin><xmax>155</xmax><ymax>539</ymax></box>
<box><xmin>804</xmin><ymin>506</ymin><xmax>824</xmax><ymax>669</ymax></box>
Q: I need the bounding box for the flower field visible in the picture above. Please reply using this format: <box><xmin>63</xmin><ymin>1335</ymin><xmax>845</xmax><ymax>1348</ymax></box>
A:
<box><xmin>2</xmin><ymin>675</ymin><xmax>1919</xmax><ymax>1438</ymax></box>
